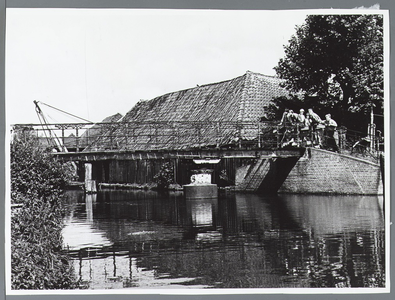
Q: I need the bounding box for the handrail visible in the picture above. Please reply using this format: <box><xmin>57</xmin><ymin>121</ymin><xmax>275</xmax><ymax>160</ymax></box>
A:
<box><xmin>11</xmin><ymin>121</ymin><xmax>383</xmax><ymax>160</ymax></box>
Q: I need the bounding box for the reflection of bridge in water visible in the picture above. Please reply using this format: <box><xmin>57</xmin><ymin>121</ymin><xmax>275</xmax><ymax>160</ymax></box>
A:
<box><xmin>62</xmin><ymin>191</ymin><xmax>385</xmax><ymax>289</ymax></box>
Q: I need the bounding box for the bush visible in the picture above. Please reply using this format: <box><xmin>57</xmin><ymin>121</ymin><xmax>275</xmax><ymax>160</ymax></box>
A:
<box><xmin>154</xmin><ymin>162</ymin><xmax>174</xmax><ymax>190</ymax></box>
<box><xmin>10</xmin><ymin>129</ymin><xmax>78</xmax><ymax>289</ymax></box>
<box><xmin>11</xmin><ymin>130</ymin><xmax>76</xmax><ymax>204</ymax></box>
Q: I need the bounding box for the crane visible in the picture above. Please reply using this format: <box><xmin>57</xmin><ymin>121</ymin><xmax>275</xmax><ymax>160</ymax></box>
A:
<box><xmin>34</xmin><ymin>100</ymin><xmax>64</xmax><ymax>152</ymax></box>
<box><xmin>33</xmin><ymin>100</ymin><xmax>92</xmax><ymax>152</ymax></box>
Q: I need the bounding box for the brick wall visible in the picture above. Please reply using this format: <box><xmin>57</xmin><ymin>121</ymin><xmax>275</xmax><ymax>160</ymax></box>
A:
<box><xmin>279</xmin><ymin>148</ymin><xmax>383</xmax><ymax>195</ymax></box>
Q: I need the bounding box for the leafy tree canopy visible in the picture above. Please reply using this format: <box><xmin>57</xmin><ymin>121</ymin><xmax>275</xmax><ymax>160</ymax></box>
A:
<box><xmin>273</xmin><ymin>14</ymin><xmax>384</xmax><ymax>132</ymax></box>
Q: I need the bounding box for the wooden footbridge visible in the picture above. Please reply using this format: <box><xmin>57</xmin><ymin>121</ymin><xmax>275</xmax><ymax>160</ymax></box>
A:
<box><xmin>12</xmin><ymin>71</ymin><xmax>383</xmax><ymax>194</ymax></box>
<box><xmin>12</xmin><ymin>119</ymin><xmax>383</xmax><ymax>195</ymax></box>
<box><xmin>13</xmin><ymin>120</ymin><xmax>307</xmax><ymax>192</ymax></box>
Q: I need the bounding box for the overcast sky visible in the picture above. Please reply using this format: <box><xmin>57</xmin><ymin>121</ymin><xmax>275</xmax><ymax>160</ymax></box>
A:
<box><xmin>5</xmin><ymin>8</ymin><xmax>313</xmax><ymax>125</ymax></box>
<box><xmin>5</xmin><ymin>8</ymin><xmax>385</xmax><ymax>126</ymax></box>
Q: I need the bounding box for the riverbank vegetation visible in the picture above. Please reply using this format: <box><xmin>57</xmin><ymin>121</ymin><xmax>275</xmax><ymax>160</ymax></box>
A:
<box><xmin>10</xmin><ymin>129</ymin><xmax>78</xmax><ymax>289</ymax></box>
<box><xmin>154</xmin><ymin>162</ymin><xmax>175</xmax><ymax>190</ymax></box>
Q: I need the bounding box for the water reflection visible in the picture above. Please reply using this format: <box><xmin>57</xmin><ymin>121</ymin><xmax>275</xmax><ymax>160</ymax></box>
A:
<box><xmin>63</xmin><ymin>193</ymin><xmax>112</xmax><ymax>251</ymax></box>
<box><xmin>62</xmin><ymin>190</ymin><xmax>385</xmax><ymax>289</ymax></box>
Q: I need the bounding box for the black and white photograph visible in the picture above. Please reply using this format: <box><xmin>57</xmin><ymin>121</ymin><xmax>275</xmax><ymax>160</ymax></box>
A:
<box><xmin>5</xmin><ymin>6</ymin><xmax>389</xmax><ymax>294</ymax></box>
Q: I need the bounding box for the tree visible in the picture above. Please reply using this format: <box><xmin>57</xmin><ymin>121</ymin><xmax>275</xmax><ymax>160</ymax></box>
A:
<box><xmin>11</xmin><ymin>129</ymin><xmax>76</xmax><ymax>204</ymax></box>
<box><xmin>154</xmin><ymin>161</ymin><xmax>174</xmax><ymax>190</ymax></box>
<box><xmin>273</xmin><ymin>14</ymin><xmax>384</xmax><ymax>132</ymax></box>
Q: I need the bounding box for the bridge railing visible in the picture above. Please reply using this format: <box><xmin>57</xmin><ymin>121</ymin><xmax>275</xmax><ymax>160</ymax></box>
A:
<box><xmin>11</xmin><ymin>121</ymin><xmax>281</xmax><ymax>152</ymax></box>
<box><xmin>276</xmin><ymin>123</ymin><xmax>383</xmax><ymax>161</ymax></box>
<box><xmin>337</xmin><ymin>127</ymin><xmax>384</xmax><ymax>161</ymax></box>
<box><xmin>11</xmin><ymin>121</ymin><xmax>383</xmax><ymax>161</ymax></box>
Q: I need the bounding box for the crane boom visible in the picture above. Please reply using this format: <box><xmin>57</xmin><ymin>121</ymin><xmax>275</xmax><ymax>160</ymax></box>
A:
<box><xmin>34</xmin><ymin>100</ymin><xmax>66</xmax><ymax>152</ymax></box>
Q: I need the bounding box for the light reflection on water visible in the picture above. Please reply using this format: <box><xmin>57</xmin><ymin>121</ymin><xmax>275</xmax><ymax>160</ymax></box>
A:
<box><xmin>62</xmin><ymin>190</ymin><xmax>385</xmax><ymax>289</ymax></box>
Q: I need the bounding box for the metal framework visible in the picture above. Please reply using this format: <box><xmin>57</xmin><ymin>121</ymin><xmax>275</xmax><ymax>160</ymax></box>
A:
<box><xmin>12</xmin><ymin>120</ymin><xmax>384</xmax><ymax>161</ymax></box>
<box><xmin>12</xmin><ymin>121</ymin><xmax>279</xmax><ymax>151</ymax></box>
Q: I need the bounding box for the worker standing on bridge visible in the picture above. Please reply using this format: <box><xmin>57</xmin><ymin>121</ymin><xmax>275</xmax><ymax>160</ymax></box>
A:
<box><xmin>297</xmin><ymin>109</ymin><xmax>305</xmax><ymax>125</ymax></box>
<box><xmin>298</xmin><ymin>109</ymin><xmax>309</xmax><ymax>145</ymax></box>
<box><xmin>278</xmin><ymin>108</ymin><xmax>290</xmax><ymax>127</ymax></box>
<box><xmin>285</xmin><ymin>109</ymin><xmax>298</xmax><ymax>146</ymax></box>
<box><xmin>278</xmin><ymin>109</ymin><xmax>293</xmax><ymax>147</ymax></box>
<box><xmin>307</xmin><ymin>108</ymin><xmax>324</xmax><ymax>148</ymax></box>
<box><xmin>324</xmin><ymin>114</ymin><xmax>339</xmax><ymax>152</ymax></box>
<box><xmin>287</xmin><ymin>109</ymin><xmax>298</xmax><ymax>126</ymax></box>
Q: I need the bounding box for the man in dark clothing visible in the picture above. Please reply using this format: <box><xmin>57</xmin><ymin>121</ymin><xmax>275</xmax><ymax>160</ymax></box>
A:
<box><xmin>278</xmin><ymin>109</ymin><xmax>289</xmax><ymax>127</ymax></box>
<box><xmin>324</xmin><ymin>114</ymin><xmax>339</xmax><ymax>152</ymax></box>
<box><xmin>286</xmin><ymin>109</ymin><xmax>298</xmax><ymax>126</ymax></box>
<box><xmin>307</xmin><ymin>108</ymin><xmax>324</xmax><ymax>147</ymax></box>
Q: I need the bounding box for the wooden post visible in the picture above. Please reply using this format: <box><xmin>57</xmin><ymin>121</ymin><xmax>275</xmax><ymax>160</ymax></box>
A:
<box><xmin>75</xmin><ymin>126</ymin><xmax>79</xmax><ymax>152</ymax></box>
<box><xmin>61</xmin><ymin>127</ymin><xmax>65</xmax><ymax>152</ymax></box>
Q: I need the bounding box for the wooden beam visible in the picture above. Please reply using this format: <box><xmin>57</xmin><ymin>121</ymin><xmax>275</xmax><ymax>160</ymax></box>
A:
<box><xmin>53</xmin><ymin>148</ymin><xmax>305</xmax><ymax>162</ymax></box>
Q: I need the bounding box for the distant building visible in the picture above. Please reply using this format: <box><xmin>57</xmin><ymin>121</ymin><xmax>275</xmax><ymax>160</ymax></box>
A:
<box><xmin>85</xmin><ymin>71</ymin><xmax>288</xmax><ymax>151</ymax></box>
<box><xmin>63</xmin><ymin>113</ymin><xmax>123</xmax><ymax>151</ymax></box>
<box><xmin>77</xmin><ymin>113</ymin><xmax>123</xmax><ymax>149</ymax></box>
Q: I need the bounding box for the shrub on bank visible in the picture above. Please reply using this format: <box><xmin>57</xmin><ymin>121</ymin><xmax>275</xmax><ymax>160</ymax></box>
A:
<box><xmin>10</xmin><ymin>129</ymin><xmax>77</xmax><ymax>289</ymax></box>
<box><xmin>154</xmin><ymin>162</ymin><xmax>175</xmax><ymax>190</ymax></box>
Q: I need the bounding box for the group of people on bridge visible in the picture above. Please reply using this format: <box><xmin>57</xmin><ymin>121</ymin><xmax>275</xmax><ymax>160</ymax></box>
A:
<box><xmin>277</xmin><ymin>108</ymin><xmax>339</xmax><ymax>152</ymax></box>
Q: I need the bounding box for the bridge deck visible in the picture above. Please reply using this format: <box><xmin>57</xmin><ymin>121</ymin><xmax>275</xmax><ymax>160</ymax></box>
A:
<box><xmin>54</xmin><ymin>148</ymin><xmax>305</xmax><ymax>162</ymax></box>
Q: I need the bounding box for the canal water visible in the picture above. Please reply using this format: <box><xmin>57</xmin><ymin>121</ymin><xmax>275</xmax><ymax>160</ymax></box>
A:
<box><xmin>62</xmin><ymin>190</ymin><xmax>385</xmax><ymax>289</ymax></box>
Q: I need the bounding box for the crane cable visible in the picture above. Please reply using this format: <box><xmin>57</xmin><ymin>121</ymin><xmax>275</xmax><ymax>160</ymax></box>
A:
<box><xmin>39</xmin><ymin>101</ymin><xmax>93</xmax><ymax>123</ymax></box>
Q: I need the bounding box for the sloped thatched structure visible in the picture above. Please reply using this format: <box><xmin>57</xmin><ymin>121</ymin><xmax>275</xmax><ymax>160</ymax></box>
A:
<box><xmin>79</xmin><ymin>113</ymin><xmax>123</xmax><ymax>147</ymax></box>
<box><xmin>85</xmin><ymin>71</ymin><xmax>288</xmax><ymax>151</ymax></box>
<box><xmin>61</xmin><ymin>113</ymin><xmax>123</xmax><ymax>150</ymax></box>
<box><xmin>81</xmin><ymin>113</ymin><xmax>123</xmax><ymax>140</ymax></box>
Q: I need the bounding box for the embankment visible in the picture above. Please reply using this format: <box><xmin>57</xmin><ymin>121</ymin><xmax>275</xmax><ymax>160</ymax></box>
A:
<box><xmin>278</xmin><ymin>148</ymin><xmax>383</xmax><ymax>195</ymax></box>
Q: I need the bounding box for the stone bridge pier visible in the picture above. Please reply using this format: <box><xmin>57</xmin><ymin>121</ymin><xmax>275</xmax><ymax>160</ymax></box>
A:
<box><xmin>235</xmin><ymin>147</ymin><xmax>383</xmax><ymax>195</ymax></box>
<box><xmin>279</xmin><ymin>148</ymin><xmax>383</xmax><ymax>195</ymax></box>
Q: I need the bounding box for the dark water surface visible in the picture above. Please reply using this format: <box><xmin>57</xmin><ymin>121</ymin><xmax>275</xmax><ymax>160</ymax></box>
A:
<box><xmin>62</xmin><ymin>190</ymin><xmax>385</xmax><ymax>289</ymax></box>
